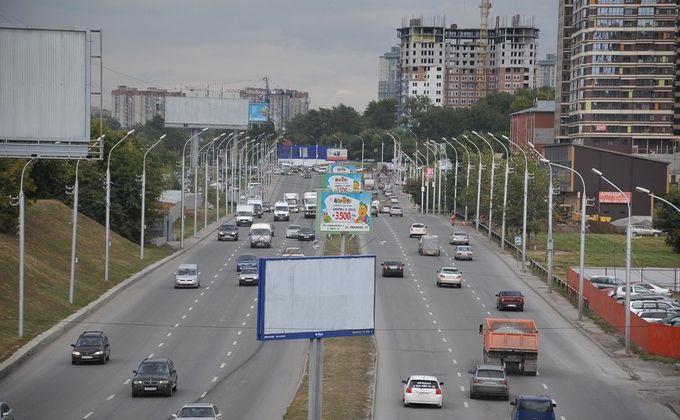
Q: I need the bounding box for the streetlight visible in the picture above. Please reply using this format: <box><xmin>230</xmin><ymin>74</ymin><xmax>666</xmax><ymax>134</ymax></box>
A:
<box><xmin>416</xmin><ymin>150</ymin><xmax>427</xmax><ymax>214</ymax></box>
<box><xmin>17</xmin><ymin>157</ymin><xmax>35</xmax><ymax>337</ymax></box>
<box><xmin>441</xmin><ymin>137</ymin><xmax>459</xmax><ymax>216</ymax></box>
<box><xmin>635</xmin><ymin>186</ymin><xmax>680</xmax><ymax>214</ymax></box>
<box><xmin>487</xmin><ymin>133</ymin><xmax>510</xmax><ymax>250</ymax></box>
<box><xmin>140</xmin><ymin>134</ymin><xmax>166</xmax><ymax>260</ymax></box>
<box><xmin>105</xmin><ymin>129</ymin><xmax>134</xmax><ymax>282</ymax></box>
<box><xmin>180</xmin><ymin>127</ymin><xmax>208</xmax><ymax>248</ymax></box>
<box><xmin>473</xmin><ymin>131</ymin><xmax>496</xmax><ymax>237</ymax></box>
<box><xmin>196</xmin><ymin>135</ymin><xmax>222</xmax><ymax>234</ymax></box>
<box><xmin>528</xmin><ymin>142</ymin><xmax>555</xmax><ymax>293</ymax></box>
<box><xmin>423</xmin><ymin>142</ymin><xmax>437</xmax><ymax>214</ymax></box>
<box><xmin>451</xmin><ymin>137</ymin><xmax>472</xmax><ymax>222</ymax></box>
<box><xmin>357</xmin><ymin>135</ymin><xmax>365</xmax><ymax>170</ymax></box>
<box><xmin>462</xmin><ymin>135</ymin><xmax>482</xmax><ymax>230</ymax></box>
<box><xmin>592</xmin><ymin>167</ymin><xmax>632</xmax><ymax>355</ymax></box>
<box><xmin>428</xmin><ymin>140</ymin><xmax>443</xmax><ymax>214</ymax></box>
<box><xmin>503</xmin><ymin>135</ymin><xmax>529</xmax><ymax>270</ymax></box>
<box><xmin>542</xmin><ymin>158</ymin><xmax>588</xmax><ymax>321</ymax></box>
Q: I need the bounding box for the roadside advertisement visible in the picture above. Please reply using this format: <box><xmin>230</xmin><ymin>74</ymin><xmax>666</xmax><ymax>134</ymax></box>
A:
<box><xmin>248</xmin><ymin>103</ymin><xmax>269</xmax><ymax>122</ymax></box>
<box><xmin>327</xmin><ymin>148</ymin><xmax>348</xmax><ymax>161</ymax></box>
<box><xmin>322</xmin><ymin>173</ymin><xmax>363</xmax><ymax>192</ymax></box>
<box><xmin>425</xmin><ymin>167</ymin><xmax>435</xmax><ymax>180</ymax></box>
<box><xmin>598</xmin><ymin>191</ymin><xmax>631</xmax><ymax>204</ymax></box>
<box><xmin>317</xmin><ymin>191</ymin><xmax>372</xmax><ymax>234</ymax></box>
<box><xmin>329</xmin><ymin>164</ymin><xmax>357</xmax><ymax>174</ymax></box>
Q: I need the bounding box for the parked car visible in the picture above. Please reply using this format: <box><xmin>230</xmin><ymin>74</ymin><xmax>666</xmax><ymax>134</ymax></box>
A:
<box><xmin>71</xmin><ymin>330</ymin><xmax>111</xmax><ymax>364</ymax></box>
<box><xmin>217</xmin><ymin>223</ymin><xmax>238</xmax><ymax>241</ymax></box>
<box><xmin>409</xmin><ymin>223</ymin><xmax>427</xmax><ymax>238</ymax></box>
<box><xmin>0</xmin><ymin>402</ymin><xmax>14</xmax><ymax>420</ymax></box>
<box><xmin>454</xmin><ymin>245</ymin><xmax>473</xmax><ymax>260</ymax></box>
<box><xmin>236</xmin><ymin>254</ymin><xmax>258</xmax><ymax>272</ymax></box>
<box><xmin>173</xmin><ymin>403</ymin><xmax>222</xmax><ymax>419</ymax></box>
<box><xmin>449</xmin><ymin>231</ymin><xmax>469</xmax><ymax>245</ymax></box>
<box><xmin>238</xmin><ymin>267</ymin><xmax>259</xmax><ymax>286</ymax></box>
<box><xmin>282</xmin><ymin>247</ymin><xmax>304</xmax><ymax>257</ymax></box>
<box><xmin>436</xmin><ymin>266</ymin><xmax>463</xmax><ymax>288</ymax></box>
<box><xmin>402</xmin><ymin>375</ymin><xmax>443</xmax><ymax>408</ymax></box>
<box><xmin>297</xmin><ymin>227</ymin><xmax>316</xmax><ymax>241</ymax></box>
<box><xmin>469</xmin><ymin>364</ymin><xmax>509</xmax><ymax>400</ymax></box>
<box><xmin>131</xmin><ymin>358</ymin><xmax>178</xmax><ymax>397</ymax></box>
<box><xmin>389</xmin><ymin>205</ymin><xmax>404</xmax><ymax>217</ymax></box>
<box><xmin>613</xmin><ymin>285</ymin><xmax>669</xmax><ymax>300</ymax></box>
<box><xmin>639</xmin><ymin>310</ymin><xmax>676</xmax><ymax>323</ymax></box>
<box><xmin>510</xmin><ymin>395</ymin><xmax>557</xmax><ymax>420</ymax></box>
<box><xmin>660</xmin><ymin>313</ymin><xmax>680</xmax><ymax>326</ymax></box>
<box><xmin>587</xmin><ymin>275</ymin><xmax>624</xmax><ymax>289</ymax></box>
<box><xmin>381</xmin><ymin>261</ymin><xmax>404</xmax><ymax>277</ymax></box>
<box><xmin>496</xmin><ymin>291</ymin><xmax>525</xmax><ymax>311</ymax></box>
<box><xmin>634</xmin><ymin>282</ymin><xmax>673</xmax><ymax>297</ymax></box>
<box><xmin>175</xmin><ymin>264</ymin><xmax>200</xmax><ymax>288</ymax></box>
<box><xmin>632</xmin><ymin>226</ymin><xmax>663</xmax><ymax>237</ymax></box>
<box><xmin>286</xmin><ymin>224</ymin><xmax>301</xmax><ymax>239</ymax></box>
<box><xmin>630</xmin><ymin>300</ymin><xmax>680</xmax><ymax>315</ymax></box>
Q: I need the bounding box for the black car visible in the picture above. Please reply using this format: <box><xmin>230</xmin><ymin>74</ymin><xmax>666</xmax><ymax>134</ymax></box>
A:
<box><xmin>297</xmin><ymin>227</ymin><xmax>316</xmax><ymax>241</ymax></box>
<box><xmin>217</xmin><ymin>223</ymin><xmax>238</xmax><ymax>241</ymax></box>
<box><xmin>131</xmin><ymin>358</ymin><xmax>178</xmax><ymax>397</ymax></box>
<box><xmin>381</xmin><ymin>261</ymin><xmax>404</xmax><ymax>277</ymax></box>
<box><xmin>262</xmin><ymin>202</ymin><xmax>273</xmax><ymax>212</ymax></box>
<box><xmin>71</xmin><ymin>331</ymin><xmax>110</xmax><ymax>364</ymax></box>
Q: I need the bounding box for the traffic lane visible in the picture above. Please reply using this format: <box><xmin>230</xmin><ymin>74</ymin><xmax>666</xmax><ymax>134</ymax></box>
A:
<box><xmin>401</xmin><ymin>211</ymin><xmax>677</xmax><ymax>419</ymax></box>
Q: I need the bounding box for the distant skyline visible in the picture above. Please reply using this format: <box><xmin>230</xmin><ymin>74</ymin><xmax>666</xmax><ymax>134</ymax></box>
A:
<box><xmin>1</xmin><ymin>1</ymin><xmax>557</xmax><ymax>111</ymax></box>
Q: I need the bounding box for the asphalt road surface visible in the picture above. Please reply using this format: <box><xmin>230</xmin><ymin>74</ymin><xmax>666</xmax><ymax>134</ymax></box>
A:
<box><xmin>370</xmin><ymin>184</ymin><xmax>678</xmax><ymax>420</ymax></box>
<box><xmin>0</xmin><ymin>173</ymin><xmax>317</xmax><ymax>420</ymax></box>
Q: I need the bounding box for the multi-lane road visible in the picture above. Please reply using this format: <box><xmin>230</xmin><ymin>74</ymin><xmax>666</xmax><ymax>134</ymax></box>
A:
<box><xmin>1</xmin><ymin>171</ymin><xmax>678</xmax><ymax>419</ymax></box>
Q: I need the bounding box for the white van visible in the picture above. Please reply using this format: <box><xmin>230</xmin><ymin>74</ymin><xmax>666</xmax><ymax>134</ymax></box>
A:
<box><xmin>236</xmin><ymin>204</ymin><xmax>254</xmax><ymax>226</ymax></box>
<box><xmin>249</xmin><ymin>223</ymin><xmax>273</xmax><ymax>248</ymax></box>
<box><xmin>274</xmin><ymin>201</ymin><xmax>290</xmax><ymax>221</ymax></box>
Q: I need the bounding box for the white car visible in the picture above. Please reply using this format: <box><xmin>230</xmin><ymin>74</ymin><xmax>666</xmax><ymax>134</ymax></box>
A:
<box><xmin>454</xmin><ymin>245</ymin><xmax>473</xmax><ymax>260</ymax></box>
<box><xmin>380</xmin><ymin>206</ymin><xmax>391</xmax><ymax>214</ymax></box>
<box><xmin>632</xmin><ymin>226</ymin><xmax>663</xmax><ymax>237</ymax></box>
<box><xmin>402</xmin><ymin>375</ymin><xmax>443</xmax><ymax>408</ymax></box>
<box><xmin>436</xmin><ymin>266</ymin><xmax>463</xmax><ymax>288</ymax></box>
<box><xmin>629</xmin><ymin>300</ymin><xmax>679</xmax><ymax>316</ymax></box>
<box><xmin>389</xmin><ymin>205</ymin><xmax>403</xmax><ymax>217</ymax></box>
<box><xmin>613</xmin><ymin>285</ymin><xmax>669</xmax><ymax>300</ymax></box>
<box><xmin>409</xmin><ymin>223</ymin><xmax>427</xmax><ymax>238</ymax></box>
<box><xmin>173</xmin><ymin>403</ymin><xmax>222</xmax><ymax>419</ymax></box>
<box><xmin>390</xmin><ymin>197</ymin><xmax>399</xmax><ymax>204</ymax></box>
<box><xmin>282</xmin><ymin>247</ymin><xmax>304</xmax><ymax>257</ymax></box>
<box><xmin>175</xmin><ymin>264</ymin><xmax>200</xmax><ymax>289</ymax></box>
<box><xmin>286</xmin><ymin>224</ymin><xmax>301</xmax><ymax>239</ymax></box>
<box><xmin>635</xmin><ymin>283</ymin><xmax>673</xmax><ymax>297</ymax></box>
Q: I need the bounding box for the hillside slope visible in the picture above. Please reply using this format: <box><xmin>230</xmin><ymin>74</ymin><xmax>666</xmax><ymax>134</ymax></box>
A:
<box><xmin>0</xmin><ymin>200</ymin><xmax>172</xmax><ymax>361</ymax></box>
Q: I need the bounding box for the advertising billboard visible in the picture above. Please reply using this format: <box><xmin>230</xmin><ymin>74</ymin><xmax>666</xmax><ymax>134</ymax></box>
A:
<box><xmin>425</xmin><ymin>167</ymin><xmax>435</xmax><ymax>179</ymax></box>
<box><xmin>164</xmin><ymin>97</ymin><xmax>249</xmax><ymax>129</ymax></box>
<box><xmin>599</xmin><ymin>191</ymin><xmax>631</xmax><ymax>204</ymax></box>
<box><xmin>248</xmin><ymin>102</ymin><xmax>269</xmax><ymax>122</ymax></box>
<box><xmin>317</xmin><ymin>191</ymin><xmax>372</xmax><ymax>234</ymax></box>
<box><xmin>322</xmin><ymin>173</ymin><xmax>363</xmax><ymax>192</ymax></box>
<box><xmin>328</xmin><ymin>164</ymin><xmax>357</xmax><ymax>174</ymax></box>
<box><xmin>327</xmin><ymin>148</ymin><xmax>348</xmax><ymax>161</ymax></box>
<box><xmin>257</xmin><ymin>255</ymin><xmax>376</xmax><ymax>341</ymax></box>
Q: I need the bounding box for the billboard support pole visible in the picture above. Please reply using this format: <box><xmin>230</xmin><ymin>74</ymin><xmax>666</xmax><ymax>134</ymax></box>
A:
<box><xmin>69</xmin><ymin>159</ymin><xmax>81</xmax><ymax>305</ymax></box>
<box><xmin>308</xmin><ymin>338</ymin><xmax>323</xmax><ymax>420</ymax></box>
<box><xmin>18</xmin><ymin>158</ymin><xmax>35</xmax><ymax>337</ymax></box>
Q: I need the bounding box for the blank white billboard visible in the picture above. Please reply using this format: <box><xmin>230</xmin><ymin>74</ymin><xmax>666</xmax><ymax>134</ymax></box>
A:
<box><xmin>0</xmin><ymin>28</ymin><xmax>91</xmax><ymax>154</ymax></box>
<box><xmin>164</xmin><ymin>97</ymin><xmax>249</xmax><ymax>129</ymax></box>
<box><xmin>257</xmin><ymin>256</ymin><xmax>375</xmax><ymax>340</ymax></box>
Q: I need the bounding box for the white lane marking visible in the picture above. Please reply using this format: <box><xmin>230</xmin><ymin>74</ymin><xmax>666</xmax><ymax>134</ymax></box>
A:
<box><xmin>220</xmin><ymin>363</ymin><xmax>226</xmax><ymax>369</ymax></box>
<box><xmin>452</xmin><ymin>359</ymin><xmax>458</xmax><ymax>365</ymax></box>
<box><xmin>471</xmin><ymin>290</ymin><xmax>476</xmax><ymax>294</ymax></box>
<box><xmin>158</xmin><ymin>342</ymin><xmax>164</xmax><ymax>348</ymax></box>
<box><xmin>250</xmin><ymin>305</ymin><xmax>255</xmax><ymax>309</ymax></box>
<box><xmin>219</xmin><ymin>268</ymin><xmax>223</xmax><ymax>272</ymax></box>
<box><xmin>481</xmin><ymin>303</ymin><xmax>486</xmax><ymax>308</ymax></box>
<box><xmin>428</xmin><ymin>312</ymin><xmax>433</xmax><ymax>316</ymax></box>
<box><xmin>457</xmin><ymin>372</ymin><xmax>462</xmax><ymax>377</ymax></box>
<box><xmin>194</xmin><ymin>299</ymin><xmax>199</xmax><ymax>303</ymax></box>
<box><xmin>232</xmin><ymin>341</ymin><xmax>238</xmax><ymax>346</ymax></box>
<box><xmin>487</xmin><ymin>311</ymin><xmax>491</xmax><ymax>315</ymax></box>
<box><xmin>467</xmin><ymin>284</ymin><xmax>471</xmax><ymax>288</ymax></box>
<box><xmin>460</xmin><ymin>385</ymin><xmax>465</xmax><ymax>391</ymax></box>
<box><xmin>437</xmin><ymin>328</ymin><xmax>442</xmax><ymax>333</ymax></box>
<box><xmin>425</xmin><ymin>304</ymin><xmax>430</xmax><ymax>308</ymax></box>
<box><xmin>237</xmin><ymin>330</ymin><xmax>242</xmax><ymax>336</ymax></box>
<box><xmin>432</xmin><ymin>320</ymin><xmax>437</xmax><ymax>324</ymax></box>
<box><xmin>106</xmin><ymin>394</ymin><xmax>115</xmax><ymax>401</ymax></box>
<box><xmin>174</xmin><ymin>323</ymin><xmax>179</xmax><ymax>328</ymax></box>
<box><xmin>83</xmin><ymin>412</ymin><xmax>94</xmax><ymax>419</ymax></box>
<box><xmin>254</xmin><ymin>297</ymin><xmax>258</xmax><ymax>301</ymax></box>
<box><xmin>416</xmin><ymin>284</ymin><xmax>421</xmax><ymax>288</ymax></box>
<box><xmin>210</xmin><ymin>280</ymin><xmax>214</xmax><ymax>284</ymax></box>
<box><xmin>448</xmin><ymin>348</ymin><xmax>452</xmax><ymax>353</ymax></box>
<box><xmin>182</xmin><ymin>315</ymin><xmax>187</xmax><ymax>319</ymax></box>
<box><xmin>214</xmin><ymin>274</ymin><xmax>219</xmax><ymax>278</ymax></box>
<box><xmin>542</xmin><ymin>383</ymin><xmax>548</xmax><ymax>390</ymax></box>
<box><xmin>419</xmin><ymin>290</ymin><xmax>424</xmax><ymax>294</ymax></box>
<box><xmin>464</xmin><ymin>401</ymin><xmax>469</xmax><ymax>408</ymax></box>
<box><xmin>188</xmin><ymin>306</ymin><xmax>193</xmax><ymax>311</ymax></box>
<box><xmin>227</xmin><ymin>351</ymin><xmax>232</xmax><ymax>357</ymax></box>
<box><xmin>241</xmin><ymin>321</ymin><xmax>247</xmax><ymax>326</ymax></box>
<box><xmin>200</xmin><ymin>292</ymin><xmax>205</xmax><ymax>296</ymax></box>
<box><xmin>166</xmin><ymin>332</ymin><xmax>172</xmax><ymax>337</ymax></box>
<box><xmin>124</xmin><ymin>378</ymin><xmax>131</xmax><ymax>385</ymax></box>
<box><xmin>212</xmin><ymin>376</ymin><xmax>218</xmax><ymax>383</ymax></box>
<box><xmin>148</xmin><ymin>353</ymin><xmax>154</xmax><ymax>358</ymax></box>
<box><xmin>560</xmin><ymin>417</ymin><xmax>566</xmax><ymax>420</ymax></box>
<box><xmin>475</xmin><ymin>296</ymin><xmax>480</xmax><ymax>301</ymax></box>
<box><xmin>201</xmin><ymin>391</ymin><xmax>207</xmax><ymax>399</ymax></box>
<box><xmin>206</xmin><ymin>286</ymin><xmax>210</xmax><ymax>290</ymax></box>
<box><xmin>246</xmin><ymin>313</ymin><xmax>251</xmax><ymax>317</ymax></box>
<box><xmin>224</xmin><ymin>263</ymin><xmax>228</xmax><ymax>266</ymax></box>
<box><xmin>442</xmin><ymin>338</ymin><xmax>447</xmax><ymax>343</ymax></box>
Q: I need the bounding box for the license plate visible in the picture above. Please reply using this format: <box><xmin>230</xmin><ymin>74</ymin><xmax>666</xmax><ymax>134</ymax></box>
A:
<box><xmin>144</xmin><ymin>387</ymin><xmax>157</xmax><ymax>391</ymax></box>
<box><xmin>81</xmin><ymin>356</ymin><xmax>92</xmax><ymax>359</ymax></box>
<box><xmin>507</xmin><ymin>304</ymin><xmax>516</xmax><ymax>307</ymax></box>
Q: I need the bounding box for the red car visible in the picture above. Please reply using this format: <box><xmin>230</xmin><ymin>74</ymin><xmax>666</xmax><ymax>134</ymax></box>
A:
<box><xmin>496</xmin><ymin>291</ymin><xmax>524</xmax><ymax>311</ymax></box>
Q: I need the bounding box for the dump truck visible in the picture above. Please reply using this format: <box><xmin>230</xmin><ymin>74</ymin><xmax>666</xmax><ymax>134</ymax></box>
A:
<box><xmin>480</xmin><ymin>318</ymin><xmax>538</xmax><ymax>375</ymax></box>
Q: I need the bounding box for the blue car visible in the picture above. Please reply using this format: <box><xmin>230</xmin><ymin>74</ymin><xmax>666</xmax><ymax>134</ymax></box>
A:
<box><xmin>236</xmin><ymin>254</ymin><xmax>258</xmax><ymax>272</ymax></box>
<box><xmin>511</xmin><ymin>395</ymin><xmax>557</xmax><ymax>420</ymax></box>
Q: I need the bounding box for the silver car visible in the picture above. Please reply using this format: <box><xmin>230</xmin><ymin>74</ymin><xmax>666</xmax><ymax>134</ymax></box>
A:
<box><xmin>286</xmin><ymin>224</ymin><xmax>301</xmax><ymax>239</ymax></box>
<box><xmin>454</xmin><ymin>245</ymin><xmax>473</xmax><ymax>260</ymax></box>
<box><xmin>469</xmin><ymin>364</ymin><xmax>509</xmax><ymax>400</ymax></box>
<box><xmin>238</xmin><ymin>267</ymin><xmax>259</xmax><ymax>286</ymax></box>
<box><xmin>173</xmin><ymin>403</ymin><xmax>222</xmax><ymax>419</ymax></box>
<box><xmin>175</xmin><ymin>264</ymin><xmax>200</xmax><ymax>289</ymax></box>
<box><xmin>449</xmin><ymin>231</ymin><xmax>469</xmax><ymax>245</ymax></box>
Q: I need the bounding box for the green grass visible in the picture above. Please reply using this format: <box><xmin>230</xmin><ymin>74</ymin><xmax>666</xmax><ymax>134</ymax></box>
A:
<box><xmin>283</xmin><ymin>234</ymin><xmax>375</xmax><ymax>420</ymax></box>
<box><xmin>527</xmin><ymin>233</ymin><xmax>680</xmax><ymax>278</ymax></box>
<box><xmin>0</xmin><ymin>200</ymin><xmax>173</xmax><ymax>362</ymax></box>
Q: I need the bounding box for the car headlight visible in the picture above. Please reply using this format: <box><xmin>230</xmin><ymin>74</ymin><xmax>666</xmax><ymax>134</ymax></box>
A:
<box><xmin>158</xmin><ymin>380</ymin><xmax>169</xmax><ymax>384</ymax></box>
<box><xmin>72</xmin><ymin>351</ymin><xmax>81</xmax><ymax>356</ymax></box>
<box><xmin>94</xmin><ymin>351</ymin><xmax>104</xmax><ymax>355</ymax></box>
<box><xmin>133</xmin><ymin>380</ymin><xmax>143</xmax><ymax>384</ymax></box>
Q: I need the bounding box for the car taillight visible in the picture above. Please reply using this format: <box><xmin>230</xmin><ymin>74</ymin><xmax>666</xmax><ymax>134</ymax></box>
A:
<box><xmin>500</xmin><ymin>379</ymin><xmax>507</xmax><ymax>385</ymax></box>
<box><xmin>473</xmin><ymin>379</ymin><xmax>482</xmax><ymax>384</ymax></box>
<box><xmin>405</xmin><ymin>387</ymin><xmax>412</xmax><ymax>393</ymax></box>
<box><xmin>435</xmin><ymin>388</ymin><xmax>442</xmax><ymax>395</ymax></box>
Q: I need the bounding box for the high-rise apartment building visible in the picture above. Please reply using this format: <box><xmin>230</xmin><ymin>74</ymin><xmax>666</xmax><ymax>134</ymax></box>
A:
<box><xmin>397</xmin><ymin>15</ymin><xmax>538</xmax><ymax>109</ymax></box>
<box><xmin>555</xmin><ymin>0</ymin><xmax>679</xmax><ymax>154</ymax></box>
<box><xmin>674</xmin><ymin>14</ymin><xmax>679</xmax><ymax>137</ymax></box>
<box><xmin>239</xmin><ymin>87</ymin><xmax>310</xmax><ymax>131</ymax></box>
<box><xmin>378</xmin><ymin>46</ymin><xmax>401</xmax><ymax>101</ymax></box>
<box><xmin>536</xmin><ymin>53</ymin><xmax>557</xmax><ymax>89</ymax></box>
<box><xmin>111</xmin><ymin>86</ymin><xmax>184</xmax><ymax>128</ymax></box>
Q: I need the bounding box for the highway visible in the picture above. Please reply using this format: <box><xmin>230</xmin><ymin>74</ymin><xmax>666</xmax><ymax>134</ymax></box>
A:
<box><xmin>0</xmin><ymin>174</ymin><xmax>316</xmax><ymax>419</ymax></box>
<box><xmin>369</xmin><ymin>185</ymin><xmax>678</xmax><ymax>419</ymax></box>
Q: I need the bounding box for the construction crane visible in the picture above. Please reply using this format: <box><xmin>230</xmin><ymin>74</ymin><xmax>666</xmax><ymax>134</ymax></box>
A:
<box><xmin>476</xmin><ymin>0</ymin><xmax>492</xmax><ymax>102</ymax></box>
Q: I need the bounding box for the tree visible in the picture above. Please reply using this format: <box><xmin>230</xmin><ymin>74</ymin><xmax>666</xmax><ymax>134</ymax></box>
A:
<box><xmin>653</xmin><ymin>191</ymin><xmax>680</xmax><ymax>253</ymax></box>
<box><xmin>363</xmin><ymin>99</ymin><xmax>396</xmax><ymax>130</ymax></box>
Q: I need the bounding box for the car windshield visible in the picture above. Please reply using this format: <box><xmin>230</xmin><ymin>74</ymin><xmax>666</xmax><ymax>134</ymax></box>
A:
<box><xmin>518</xmin><ymin>399</ymin><xmax>552</xmax><ymax>412</ymax></box>
<box><xmin>275</xmin><ymin>206</ymin><xmax>288</xmax><ymax>211</ymax></box>
<box><xmin>454</xmin><ymin>232</ymin><xmax>467</xmax><ymax>237</ymax></box>
<box><xmin>409</xmin><ymin>379</ymin><xmax>439</xmax><ymax>389</ymax></box>
<box><xmin>138</xmin><ymin>362</ymin><xmax>169</xmax><ymax>375</ymax></box>
<box><xmin>219</xmin><ymin>224</ymin><xmax>235</xmax><ymax>231</ymax></box>
<box><xmin>501</xmin><ymin>291</ymin><xmax>522</xmax><ymax>296</ymax></box>
<box><xmin>238</xmin><ymin>255</ymin><xmax>257</xmax><ymax>262</ymax></box>
<box><xmin>241</xmin><ymin>268</ymin><xmax>258</xmax><ymax>275</ymax></box>
<box><xmin>384</xmin><ymin>261</ymin><xmax>401</xmax><ymax>266</ymax></box>
<box><xmin>300</xmin><ymin>228</ymin><xmax>314</xmax><ymax>233</ymax></box>
<box><xmin>284</xmin><ymin>248</ymin><xmax>302</xmax><ymax>254</ymax></box>
<box><xmin>178</xmin><ymin>268</ymin><xmax>197</xmax><ymax>276</ymax></box>
<box><xmin>392</xmin><ymin>206</ymin><xmax>401</xmax><ymax>209</ymax></box>
<box><xmin>237</xmin><ymin>211</ymin><xmax>251</xmax><ymax>216</ymax></box>
<box><xmin>477</xmin><ymin>370</ymin><xmax>504</xmax><ymax>378</ymax></box>
<box><xmin>288</xmin><ymin>225</ymin><xmax>301</xmax><ymax>230</ymax></box>
<box><xmin>412</xmin><ymin>224</ymin><xmax>424</xmax><ymax>228</ymax></box>
<box><xmin>76</xmin><ymin>336</ymin><xmax>102</xmax><ymax>346</ymax></box>
<box><xmin>178</xmin><ymin>407</ymin><xmax>214</xmax><ymax>417</ymax></box>
<box><xmin>457</xmin><ymin>246</ymin><xmax>471</xmax><ymax>251</ymax></box>
<box><xmin>251</xmin><ymin>229</ymin><xmax>270</xmax><ymax>235</ymax></box>
<box><xmin>441</xmin><ymin>268</ymin><xmax>460</xmax><ymax>275</ymax></box>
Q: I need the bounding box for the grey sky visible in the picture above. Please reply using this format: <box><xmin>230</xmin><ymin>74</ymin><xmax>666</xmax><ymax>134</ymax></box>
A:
<box><xmin>1</xmin><ymin>0</ymin><xmax>556</xmax><ymax>112</ymax></box>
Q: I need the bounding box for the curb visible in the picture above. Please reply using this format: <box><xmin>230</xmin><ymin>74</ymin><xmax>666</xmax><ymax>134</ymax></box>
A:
<box><xmin>0</xmin><ymin>216</ymin><xmax>230</xmax><ymax>381</ymax></box>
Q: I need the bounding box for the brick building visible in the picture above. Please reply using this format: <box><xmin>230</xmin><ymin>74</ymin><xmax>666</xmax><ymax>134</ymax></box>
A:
<box><xmin>509</xmin><ymin>100</ymin><xmax>555</xmax><ymax>154</ymax></box>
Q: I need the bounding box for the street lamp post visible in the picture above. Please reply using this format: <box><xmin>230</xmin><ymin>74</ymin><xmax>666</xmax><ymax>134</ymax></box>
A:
<box><xmin>358</xmin><ymin>135</ymin><xmax>365</xmax><ymax>170</ymax></box>
<box><xmin>462</xmin><ymin>135</ymin><xmax>482</xmax><ymax>230</ymax></box>
<box><xmin>442</xmin><ymin>138</ymin><xmax>459</xmax><ymax>216</ymax></box>
<box><xmin>593</xmin><ymin>168</ymin><xmax>632</xmax><ymax>355</ymax></box>
<box><xmin>105</xmin><ymin>129</ymin><xmax>134</xmax><ymax>282</ymax></box>
<box><xmin>180</xmin><ymin>128</ymin><xmax>208</xmax><ymax>248</ymax></box>
<box><xmin>487</xmin><ymin>133</ymin><xmax>510</xmax><ymax>250</ymax></box>
<box><xmin>473</xmin><ymin>131</ymin><xmax>496</xmax><ymax>237</ymax></box>
<box><xmin>197</xmin><ymin>135</ymin><xmax>222</xmax><ymax>233</ymax></box>
<box><xmin>503</xmin><ymin>135</ymin><xmax>528</xmax><ymax>270</ymax></box>
<box><xmin>636</xmin><ymin>186</ymin><xmax>680</xmax><ymax>213</ymax></box>
<box><xmin>416</xmin><ymin>150</ymin><xmax>427</xmax><ymax>214</ymax></box>
<box><xmin>451</xmin><ymin>137</ymin><xmax>471</xmax><ymax>222</ymax></box>
<box><xmin>17</xmin><ymin>158</ymin><xmax>35</xmax><ymax>337</ymax></box>
<box><xmin>428</xmin><ymin>141</ymin><xmax>443</xmax><ymax>214</ymax></box>
<box><xmin>140</xmin><ymin>134</ymin><xmax>166</xmax><ymax>260</ymax></box>
<box><xmin>529</xmin><ymin>142</ymin><xmax>554</xmax><ymax>293</ymax></box>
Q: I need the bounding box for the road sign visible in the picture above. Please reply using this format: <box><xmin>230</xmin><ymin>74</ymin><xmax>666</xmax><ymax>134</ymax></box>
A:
<box><xmin>426</xmin><ymin>167</ymin><xmax>435</xmax><ymax>179</ymax></box>
<box><xmin>514</xmin><ymin>235</ymin><xmax>523</xmax><ymax>246</ymax></box>
<box><xmin>316</xmin><ymin>191</ymin><xmax>372</xmax><ymax>234</ymax></box>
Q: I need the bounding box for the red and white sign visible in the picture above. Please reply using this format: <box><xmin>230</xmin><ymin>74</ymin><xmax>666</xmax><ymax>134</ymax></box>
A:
<box><xmin>425</xmin><ymin>167</ymin><xmax>435</xmax><ymax>180</ymax></box>
<box><xmin>598</xmin><ymin>191</ymin><xmax>631</xmax><ymax>204</ymax></box>
<box><xmin>327</xmin><ymin>148</ymin><xmax>348</xmax><ymax>161</ymax></box>
<box><xmin>595</xmin><ymin>125</ymin><xmax>607</xmax><ymax>132</ymax></box>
